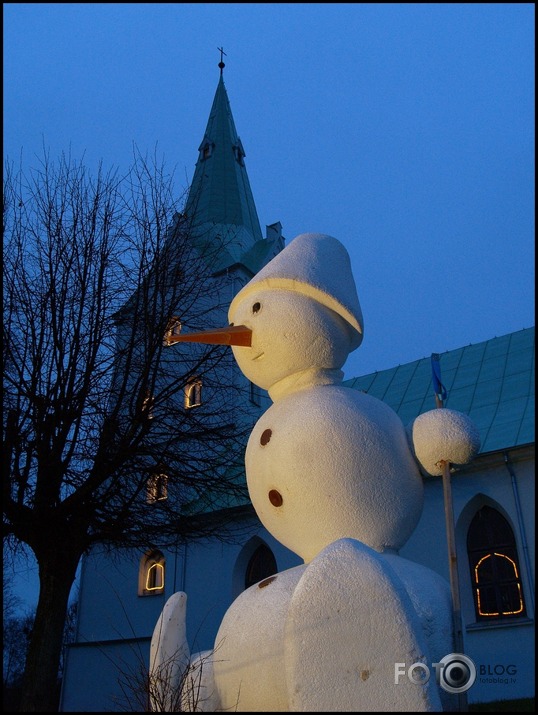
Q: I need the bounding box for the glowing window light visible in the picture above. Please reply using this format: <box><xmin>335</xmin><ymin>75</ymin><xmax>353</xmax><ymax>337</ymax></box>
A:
<box><xmin>147</xmin><ymin>473</ymin><xmax>168</xmax><ymax>503</ymax></box>
<box><xmin>146</xmin><ymin>562</ymin><xmax>164</xmax><ymax>591</ymax></box>
<box><xmin>163</xmin><ymin>317</ymin><xmax>182</xmax><ymax>346</ymax></box>
<box><xmin>474</xmin><ymin>552</ymin><xmax>524</xmax><ymax>616</ymax></box>
<box><xmin>142</xmin><ymin>391</ymin><xmax>155</xmax><ymax>419</ymax></box>
<box><xmin>185</xmin><ymin>379</ymin><xmax>202</xmax><ymax>409</ymax></box>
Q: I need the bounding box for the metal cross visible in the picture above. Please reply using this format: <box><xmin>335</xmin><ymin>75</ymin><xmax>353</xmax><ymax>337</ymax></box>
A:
<box><xmin>217</xmin><ymin>47</ymin><xmax>227</xmax><ymax>75</ymax></box>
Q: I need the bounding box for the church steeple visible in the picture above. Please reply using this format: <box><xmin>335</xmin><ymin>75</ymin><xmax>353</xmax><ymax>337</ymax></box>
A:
<box><xmin>184</xmin><ymin>58</ymin><xmax>264</xmax><ymax>261</ymax></box>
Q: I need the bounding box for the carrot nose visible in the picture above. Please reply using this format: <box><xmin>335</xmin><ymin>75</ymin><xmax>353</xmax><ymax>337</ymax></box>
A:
<box><xmin>165</xmin><ymin>325</ymin><xmax>252</xmax><ymax>347</ymax></box>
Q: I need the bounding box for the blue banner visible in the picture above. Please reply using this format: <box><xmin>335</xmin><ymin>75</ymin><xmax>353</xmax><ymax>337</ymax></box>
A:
<box><xmin>431</xmin><ymin>353</ymin><xmax>448</xmax><ymax>401</ymax></box>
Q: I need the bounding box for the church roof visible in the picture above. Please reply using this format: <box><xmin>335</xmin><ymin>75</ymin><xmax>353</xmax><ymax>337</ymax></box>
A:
<box><xmin>344</xmin><ymin>327</ymin><xmax>535</xmax><ymax>455</ymax></box>
<box><xmin>183</xmin><ymin>71</ymin><xmax>265</xmax><ymax>270</ymax></box>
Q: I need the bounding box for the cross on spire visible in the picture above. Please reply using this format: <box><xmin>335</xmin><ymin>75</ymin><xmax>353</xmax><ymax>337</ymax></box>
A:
<box><xmin>217</xmin><ymin>46</ymin><xmax>227</xmax><ymax>75</ymax></box>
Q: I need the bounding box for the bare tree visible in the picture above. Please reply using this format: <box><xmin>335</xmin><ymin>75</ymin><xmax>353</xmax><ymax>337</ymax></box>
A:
<box><xmin>3</xmin><ymin>587</ymin><xmax>79</xmax><ymax>711</ymax></box>
<box><xmin>3</xmin><ymin>148</ymin><xmax>253</xmax><ymax>711</ymax></box>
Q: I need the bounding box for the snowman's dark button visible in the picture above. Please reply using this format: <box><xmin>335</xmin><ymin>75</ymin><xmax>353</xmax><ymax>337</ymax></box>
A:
<box><xmin>258</xmin><ymin>576</ymin><xmax>276</xmax><ymax>589</ymax></box>
<box><xmin>260</xmin><ymin>429</ymin><xmax>272</xmax><ymax>446</ymax></box>
<box><xmin>269</xmin><ymin>489</ymin><xmax>283</xmax><ymax>507</ymax></box>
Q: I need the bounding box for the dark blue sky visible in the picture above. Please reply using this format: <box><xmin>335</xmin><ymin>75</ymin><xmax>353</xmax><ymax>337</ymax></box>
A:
<box><xmin>3</xmin><ymin>2</ymin><xmax>535</xmax><ymax>609</ymax></box>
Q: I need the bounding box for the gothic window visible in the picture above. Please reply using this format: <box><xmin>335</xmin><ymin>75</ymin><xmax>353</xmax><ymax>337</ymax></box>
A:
<box><xmin>244</xmin><ymin>543</ymin><xmax>277</xmax><ymax>589</ymax></box>
<box><xmin>139</xmin><ymin>551</ymin><xmax>165</xmax><ymax>596</ymax></box>
<box><xmin>199</xmin><ymin>138</ymin><xmax>214</xmax><ymax>161</ymax></box>
<box><xmin>233</xmin><ymin>138</ymin><xmax>245</xmax><ymax>166</ymax></box>
<box><xmin>163</xmin><ymin>317</ymin><xmax>182</xmax><ymax>346</ymax></box>
<box><xmin>467</xmin><ymin>505</ymin><xmax>526</xmax><ymax>621</ymax></box>
<box><xmin>147</xmin><ymin>472</ymin><xmax>168</xmax><ymax>503</ymax></box>
<box><xmin>141</xmin><ymin>390</ymin><xmax>155</xmax><ymax>420</ymax></box>
<box><xmin>185</xmin><ymin>378</ymin><xmax>202</xmax><ymax>409</ymax></box>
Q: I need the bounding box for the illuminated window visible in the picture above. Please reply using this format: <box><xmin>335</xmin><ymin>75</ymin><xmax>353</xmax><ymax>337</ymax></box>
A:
<box><xmin>185</xmin><ymin>378</ymin><xmax>202</xmax><ymax>409</ymax></box>
<box><xmin>147</xmin><ymin>472</ymin><xmax>168</xmax><ymax>503</ymax></box>
<box><xmin>139</xmin><ymin>550</ymin><xmax>165</xmax><ymax>596</ymax></box>
<box><xmin>245</xmin><ymin>544</ymin><xmax>277</xmax><ymax>589</ymax></box>
<box><xmin>467</xmin><ymin>506</ymin><xmax>526</xmax><ymax>621</ymax></box>
<box><xmin>163</xmin><ymin>317</ymin><xmax>182</xmax><ymax>346</ymax></box>
<box><xmin>141</xmin><ymin>390</ymin><xmax>155</xmax><ymax>420</ymax></box>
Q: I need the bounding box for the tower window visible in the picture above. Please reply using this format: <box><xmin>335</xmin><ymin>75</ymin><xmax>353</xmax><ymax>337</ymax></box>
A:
<box><xmin>233</xmin><ymin>139</ymin><xmax>245</xmax><ymax>166</ymax></box>
<box><xmin>185</xmin><ymin>378</ymin><xmax>202</xmax><ymax>409</ymax></box>
<box><xmin>139</xmin><ymin>550</ymin><xmax>165</xmax><ymax>596</ymax></box>
<box><xmin>141</xmin><ymin>390</ymin><xmax>155</xmax><ymax>420</ymax></box>
<box><xmin>163</xmin><ymin>317</ymin><xmax>182</xmax><ymax>346</ymax></box>
<box><xmin>199</xmin><ymin>138</ymin><xmax>214</xmax><ymax>161</ymax></box>
<box><xmin>467</xmin><ymin>505</ymin><xmax>526</xmax><ymax>621</ymax></box>
<box><xmin>147</xmin><ymin>472</ymin><xmax>168</xmax><ymax>503</ymax></box>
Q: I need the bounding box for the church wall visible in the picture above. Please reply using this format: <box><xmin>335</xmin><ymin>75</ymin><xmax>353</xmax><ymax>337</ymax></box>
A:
<box><xmin>61</xmin><ymin>638</ymin><xmax>152</xmax><ymax>712</ymax></box>
<box><xmin>177</xmin><ymin>517</ymin><xmax>302</xmax><ymax>654</ymax></box>
<box><xmin>401</xmin><ymin>446</ymin><xmax>535</xmax><ymax>703</ymax></box>
<box><xmin>63</xmin><ymin>449</ymin><xmax>534</xmax><ymax>710</ymax></box>
<box><xmin>77</xmin><ymin>546</ymin><xmax>175</xmax><ymax>642</ymax></box>
<box><xmin>62</xmin><ymin>515</ymin><xmax>302</xmax><ymax>711</ymax></box>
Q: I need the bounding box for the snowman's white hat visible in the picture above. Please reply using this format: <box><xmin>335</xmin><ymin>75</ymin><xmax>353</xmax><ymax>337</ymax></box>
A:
<box><xmin>229</xmin><ymin>232</ymin><xmax>364</xmax><ymax>349</ymax></box>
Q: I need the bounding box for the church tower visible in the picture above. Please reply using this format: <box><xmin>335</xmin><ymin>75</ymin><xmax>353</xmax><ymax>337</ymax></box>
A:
<box><xmin>179</xmin><ymin>54</ymin><xmax>284</xmax><ymax>281</ymax></box>
<box><xmin>60</xmin><ymin>58</ymin><xmax>290</xmax><ymax>713</ymax></box>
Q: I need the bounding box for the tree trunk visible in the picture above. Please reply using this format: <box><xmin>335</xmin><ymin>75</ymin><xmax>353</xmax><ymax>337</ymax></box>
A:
<box><xmin>19</xmin><ymin>555</ymin><xmax>78</xmax><ymax>712</ymax></box>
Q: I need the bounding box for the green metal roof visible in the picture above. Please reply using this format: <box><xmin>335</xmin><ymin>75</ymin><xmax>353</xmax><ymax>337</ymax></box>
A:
<box><xmin>184</xmin><ymin>74</ymin><xmax>263</xmax><ymax>260</ymax></box>
<box><xmin>344</xmin><ymin>327</ymin><xmax>535</xmax><ymax>455</ymax></box>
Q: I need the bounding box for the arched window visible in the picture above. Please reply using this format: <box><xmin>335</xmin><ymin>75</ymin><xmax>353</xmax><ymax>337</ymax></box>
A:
<box><xmin>244</xmin><ymin>543</ymin><xmax>277</xmax><ymax>589</ymax></box>
<box><xmin>163</xmin><ymin>317</ymin><xmax>182</xmax><ymax>346</ymax></box>
<box><xmin>233</xmin><ymin>139</ymin><xmax>245</xmax><ymax>166</ymax></box>
<box><xmin>185</xmin><ymin>378</ymin><xmax>202</xmax><ymax>409</ymax></box>
<box><xmin>198</xmin><ymin>137</ymin><xmax>214</xmax><ymax>161</ymax></box>
<box><xmin>147</xmin><ymin>472</ymin><xmax>168</xmax><ymax>503</ymax></box>
<box><xmin>467</xmin><ymin>505</ymin><xmax>526</xmax><ymax>621</ymax></box>
<box><xmin>139</xmin><ymin>550</ymin><xmax>165</xmax><ymax>596</ymax></box>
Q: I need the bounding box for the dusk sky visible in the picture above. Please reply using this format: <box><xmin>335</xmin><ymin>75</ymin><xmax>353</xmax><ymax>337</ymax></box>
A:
<box><xmin>3</xmin><ymin>3</ymin><xmax>535</xmax><ymax>609</ymax></box>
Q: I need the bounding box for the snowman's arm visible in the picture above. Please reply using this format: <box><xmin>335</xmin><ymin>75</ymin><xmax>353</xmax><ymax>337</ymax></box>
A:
<box><xmin>408</xmin><ymin>408</ymin><xmax>481</xmax><ymax>477</ymax></box>
<box><xmin>149</xmin><ymin>592</ymin><xmax>190</xmax><ymax>712</ymax></box>
<box><xmin>149</xmin><ymin>592</ymin><xmax>221</xmax><ymax>712</ymax></box>
<box><xmin>181</xmin><ymin>649</ymin><xmax>221</xmax><ymax>712</ymax></box>
<box><xmin>284</xmin><ymin>538</ymin><xmax>442</xmax><ymax>712</ymax></box>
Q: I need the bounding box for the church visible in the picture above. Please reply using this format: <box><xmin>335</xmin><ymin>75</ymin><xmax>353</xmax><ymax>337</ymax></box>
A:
<box><xmin>60</xmin><ymin>62</ymin><xmax>535</xmax><ymax>712</ymax></box>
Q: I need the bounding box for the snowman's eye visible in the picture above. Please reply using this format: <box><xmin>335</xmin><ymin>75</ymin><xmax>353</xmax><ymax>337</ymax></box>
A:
<box><xmin>252</xmin><ymin>302</ymin><xmax>261</xmax><ymax>314</ymax></box>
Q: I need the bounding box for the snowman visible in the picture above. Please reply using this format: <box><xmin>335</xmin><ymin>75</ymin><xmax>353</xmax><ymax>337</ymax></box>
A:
<box><xmin>150</xmin><ymin>233</ymin><xmax>480</xmax><ymax>712</ymax></box>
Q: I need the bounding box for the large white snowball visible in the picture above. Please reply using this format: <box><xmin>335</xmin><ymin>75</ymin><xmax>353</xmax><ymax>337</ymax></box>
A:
<box><xmin>409</xmin><ymin>408</ymin><xmax>481</xmax><ymax>477</ymax></box>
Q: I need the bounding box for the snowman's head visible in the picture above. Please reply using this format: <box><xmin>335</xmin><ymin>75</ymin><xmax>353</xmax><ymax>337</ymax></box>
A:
<box><xmin>228</xmin><ymin>233</ymin><xmax>364</xmax><ymax>391</ymax></box>
<box><xmin>228</xmin><ymin>288</ymin><xmax>355</xmax><ymax>390</ymax></box>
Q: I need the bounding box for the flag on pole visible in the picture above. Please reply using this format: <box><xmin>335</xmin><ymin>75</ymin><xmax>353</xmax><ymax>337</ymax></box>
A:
<box><xmin>431</xmin><ymin>353</ymin><xmax>448</xmax><ymax>403</ymax></box>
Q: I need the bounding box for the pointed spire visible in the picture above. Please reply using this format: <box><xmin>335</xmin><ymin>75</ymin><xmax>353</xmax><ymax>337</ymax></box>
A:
<box><xmin>184</xmin><ymin>57</ymin><xmax>264</xmax><ymax>258</ymax></box>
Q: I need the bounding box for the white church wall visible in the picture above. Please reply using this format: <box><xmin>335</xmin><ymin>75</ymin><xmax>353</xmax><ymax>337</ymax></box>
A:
<box><xmin>401</xmin><ymin>447</ymin><xmax>535</xmax><ymax>703</ymax></box>
<box><xmin>61</xmin><ymin>639</ymin><xmax>149</xmax><ymax>712</ymax></box>
<box><xmin>74</xmin><ymin>546</ymin><xmax>169</xmax><ymax>642</ymax></box>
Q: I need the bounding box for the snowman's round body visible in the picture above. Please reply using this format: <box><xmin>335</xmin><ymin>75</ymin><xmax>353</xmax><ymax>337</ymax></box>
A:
<box><xmin>210</xmin><ymin>385</ymin><xmax>451</xmax><ymax>712</ymax></box>
<box><xmin>211</xmin><ymin>543</ymin><xmax>451</xmax><ymax>712</ymax></box>
<box><xmin>244</xmin><ymin>385</ymin><xmax>423</xmax><ymax>560</ymax></box>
